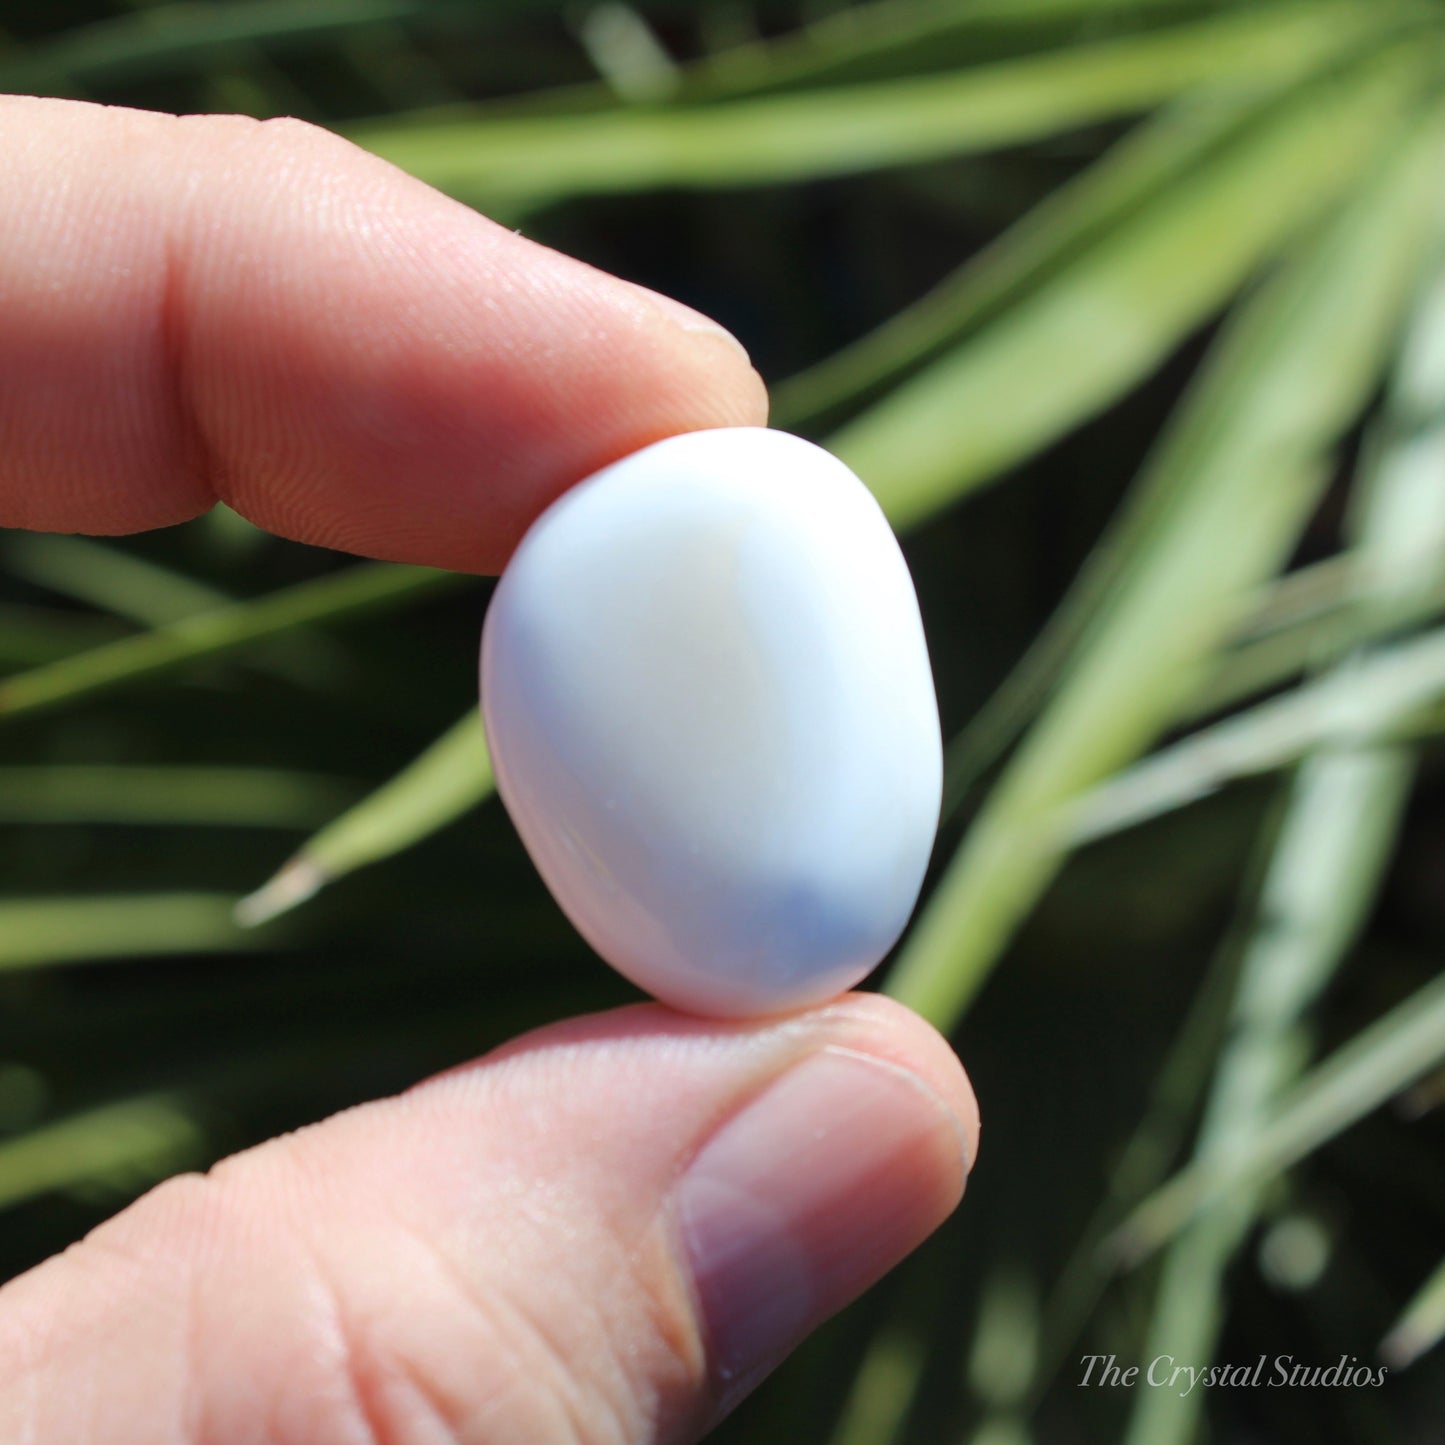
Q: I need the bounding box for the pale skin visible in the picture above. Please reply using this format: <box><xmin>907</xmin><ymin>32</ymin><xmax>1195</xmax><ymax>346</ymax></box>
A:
<box><xmin>0</xmin><ymin>98</ymin><xmax>981</xmax><ymax>1445</ymax></box>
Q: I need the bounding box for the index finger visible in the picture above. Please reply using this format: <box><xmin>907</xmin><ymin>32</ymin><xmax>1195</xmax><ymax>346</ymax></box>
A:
<box><xmin>0</xmin><ymin>97</ymin><xmax>768</xmax><ymax>573</ymax></box>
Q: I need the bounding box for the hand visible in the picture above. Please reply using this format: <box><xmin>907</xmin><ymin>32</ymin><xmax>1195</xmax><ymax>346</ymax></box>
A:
<box><xmin>0</xmin><ymin>98</ymin><xmax>979</xmax><ymax>1445</ymax></box>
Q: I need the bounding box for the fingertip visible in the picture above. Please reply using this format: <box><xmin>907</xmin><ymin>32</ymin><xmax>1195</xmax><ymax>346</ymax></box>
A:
<box><xmin>188</xmin><ymin>160</ymin><xmax>773</xmax><ymax>571</ymax></box>
<box><xmin>0</xmin><ymin>991</ymin><xmax>976</xmax><ymax>1445</ymax></box>
<box><xmin>624</xmin><ymin>279</ymin><xmax>768</xmax><ymax>396</ymax></box>
<box><xmin>817</xmin><ymin>992</ymin><xmax>981</xmax><ymax>1174</ymax></box>
<box><xmin>0</xmin><ymin>97</ymin><xmax>770</xmax><ymax>565</ymax></box>
<box><xmin>670</xmin><ymin>1000</ymin><xmax>974</xmax><ymax>1413</ymax></box>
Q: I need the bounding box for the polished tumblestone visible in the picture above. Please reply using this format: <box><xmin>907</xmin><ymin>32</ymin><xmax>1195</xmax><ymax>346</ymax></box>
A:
<box><xmin>481</xmin><ymin>427</ymin><xmax>942</xmax><ymax>1017</ymax></box>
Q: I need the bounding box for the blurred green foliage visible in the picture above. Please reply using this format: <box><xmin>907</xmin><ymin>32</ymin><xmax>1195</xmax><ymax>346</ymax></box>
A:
<box><xmin>2</xmin><ymin>1</ymin><xmax>1444</xmax><ymax>1440</ymax></box>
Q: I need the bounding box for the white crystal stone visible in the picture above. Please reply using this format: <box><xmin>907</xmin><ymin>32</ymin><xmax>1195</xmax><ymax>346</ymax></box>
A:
<box><xmin>480</xmin><ymin>427</ymin><xmax>942</xmax><ymax>1017</ymax></box>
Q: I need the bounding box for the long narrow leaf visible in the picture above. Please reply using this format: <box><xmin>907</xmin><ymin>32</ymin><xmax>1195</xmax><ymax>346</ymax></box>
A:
<box><xmin>943</xmin><ymin>550</ymin><xmax>1445</xmax><ymax>820</ymax></box>
<box><xmin>0</xmin><ymin>0</ymin><xmax>1241</xmax><ymax>108</ymax></box>
<box><xmin>1109</xmin><ymin>968</ymin><xmax>1445</xmax><ymax>1262</ymax></box>
<box><xmin>3</xmin><ymin>533</ymin><xmax>349</xmax><ymax>690</ymax></box>
<box><xmin>860</xmin><ymin>43</ymin><xmax>1430</xmax><ymax>816</ymax></box>
<box><xmin>1066</xmin><ymin>629</ymin><xmax>1445</xmax><ymax>844</ymax></box>
<box><xmin>1185</xmin><ymin>564</ymin><xmax>1445</xmax><ymax>720</ymax></box>
<box><xmin>236</xmin><ymin>709</ymin><xmax>492</xmax><ymax>926</ymax></box>
<box><xmin>0</xmin><ymin>1095</ymin><xmax>202</xmax><ymax>1213</ymax></box>
<box><xmin>827</xmin><ymin>1322</ymin><xmax>930</xmax><ymax>1445</ymax></box>
<box><xmin>0</xmin><ymin>894</ymin><xmax>261</xmax><ymax>971</ymax></box>
<box><xmin>886</xmin><ymin>103</ymin><xmax>1445</xmax><ymax>1030</ymax></box>
<box><xmin>351</xmin><ymin>5</ymin><xmax>1394</xmax><ymax>203</ymax></box>
<box><xmin>4</xmin><ymin>533</ymin><xmax>231</xmax><ymax>624</ymax></box>
<box><xmin>1122</xmin><ymin>232</ymin><xmax>1445</xmax><ymax>1442</ymax></box>
<box><xmin>777</xmin><ymin>73</ymin><xmax>1316</xmax><ymax>429</ymax></box>
<box><xmin>1123</xmin><ymin>745</ymin><xmax>1417</xmax><ymax>1444</ymax></box>
<box><xmin>685</xmin><ymin>0</ymin><xmax>1234</xmax><ymax>101</ymax></box>
<box><xmin>0</xmin><ymin>562</ymin><xmax>471</xmax><ymax>723</ymax></box>
<box><xmin>0</xmin><ymin>0</ymin><xmax>428</xmax><ymax>92</ymax></box>
<box><xmin>1022</xmin><ymin>922</ymin><xmax>1248</xmax><ymax>1408</ymax></box>
<box><xmin>1381</xmin><ymin>1255</ymin><xmax>1445</xmax><ymax>1368</ymax></box>
<box><xmin>0</xmin><ymin>605</ymin><xmax>124</xmax><ymax>669</ymax></box>
<box><xmin>834</xmin><ymin>43</ymin><xmax>1428</xmax><ymax>528</ymax></box>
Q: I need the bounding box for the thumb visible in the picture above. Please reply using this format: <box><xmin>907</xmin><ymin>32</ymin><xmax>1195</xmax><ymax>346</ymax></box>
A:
<box><xmin>0</xmin><ymin>994</ymin><xmax>977</xmax><ymax>1445</ymax></box>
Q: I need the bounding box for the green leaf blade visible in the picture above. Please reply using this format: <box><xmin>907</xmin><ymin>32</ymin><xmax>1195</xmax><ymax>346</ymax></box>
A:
<box><xmin>833</xmin><ymin>43</ymin><xmax>1434</xmax><ymax>528</ymax></box>
<box><xmin>0</xmin><ymin>562</ymin><xmax>471</xmax><ymax>723</ymax></box>
<box><xmin>0</xmin><ymin>894</ymin><xmax>261</xmax><ymax>972</ymax></box>
<box><xmin>237</xmin><ymin>709</ymin><xmax>493</xmax><ymax>925</ymax></box>
<box><xmin>351</xmin><ymin>4</ymin><xmax>1400</xmax><ymax>202</ymax></box>
<box><xmin>886</xmin><ymin>99</ymin><xmax>1445</xmax><ymax>1031</ymax></box>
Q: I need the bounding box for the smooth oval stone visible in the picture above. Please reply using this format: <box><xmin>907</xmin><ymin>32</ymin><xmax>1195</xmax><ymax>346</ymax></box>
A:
<box><xmin>480</xmin><ymin>427</ymin><xmax>942</xmax><ymax>1017</ymax></box>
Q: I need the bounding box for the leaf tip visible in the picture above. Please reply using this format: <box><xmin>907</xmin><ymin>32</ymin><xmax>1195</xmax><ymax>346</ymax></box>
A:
<box><xmin>235</xmin><ymin>858</ymin><xmax>328</xmax><ymax>929</ymax></box>
<box><xmin>1379</xmin><ymin>1323</ymin><xmax>1434</xmax><ymax>1372</ymax></box>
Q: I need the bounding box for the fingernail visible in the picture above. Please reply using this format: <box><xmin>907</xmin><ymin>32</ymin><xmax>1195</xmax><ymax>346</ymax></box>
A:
<box><xmin>639</xmin><ymin>288</ymin><xmax>753</xmax><ymax>364</ymax></box>
<box><xmin>677</xmin><ymin>1047</ymin><xmax>970</xmax><ymax>1409</ymax></box>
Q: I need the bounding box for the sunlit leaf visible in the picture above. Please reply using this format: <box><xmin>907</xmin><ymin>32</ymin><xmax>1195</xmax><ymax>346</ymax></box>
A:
<box><xmin>850</xmin><ymin>43</ymin><xmax>1429</xmax><ymax>815</ymax></box>
<box><xmin>351</xmin><ymin>4</ymin><xmax>1392</xmax><ymax>203</ymax></box>
<box><xmin>1066</xmin><ymin>629</ymin><xmax>1445</xmax><ymax>844</ymax></box>
<box><xmin>0</xmin><ymin>894</ymin><xmax>265</xmax><ymax>971</ymax></box>
<box><xmin>886</xmin><ymin>102</ymin><xmax>1445</xmax><ymax>1030</ymax></box>
<box><xmin>4</xmin><ymin>533</ymin><xmax>231</xmax><ymax>624</ymax></box>
<box><xmin>236</xmin><ymin>709</ymin><xmax>492</xmax><ymax>925</ymax></box>
<box><xmin>0</xmin><ymin>0</ymin><xmax>428</xmax><ymax>92</ymax></box>
<box><xmin>1121</xmin><ymin>229</ymin><xmax>1445</xmax><ymax>1444</ymax></box>
<box><xmin>1185</xmin><ymin>563</ymin><xmax>1445</xmax><ymax>720</ymax></box>
<box><xmin>777</xmin><ymin>70</ymin><xmax>1317</xmax><ymax>428</ymax></box>
<box><xmin>0</xmin><ymin>1095</ymin><xmax>202</xmax><ymax>1213</ymax></box>
<box><xmin>2</xmin><ymin>534</ymin><xmax>351</xmax><ymax>690</ymax></box>
<box><xmin>835</xmin><ymin>43</ymin><xmax>1429</xmax><ymax>527</ymax></box>
<box><xmin>0</xmin><ymin>562</ymin><xmax>472</xmax><ymax>723</ymax></box>
<box><xmin>943</xmin><ymin>549</ymin><xmax>1445</xmax><ymax>820</ymax></box>
<box><xmin>1382</xmin><ymin>1255</ymin><xmax>1445</xmax><ymax>1368</ymax></box>
<box><xmin>1109</xmin><ymin>968</ymin><xmax>1445</xmax><ymax>1263</ymax></box>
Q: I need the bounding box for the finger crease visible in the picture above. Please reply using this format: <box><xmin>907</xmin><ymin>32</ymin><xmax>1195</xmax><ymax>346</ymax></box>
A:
<box><xmin>302</xmin><ymin>1233</ymin><xmax>466</xmax><ymax>1445</ymax></box>
<box><xmin>160</xmin><ymin>228</ymin><xmax>221</xmax><ymax>505</ymax></box>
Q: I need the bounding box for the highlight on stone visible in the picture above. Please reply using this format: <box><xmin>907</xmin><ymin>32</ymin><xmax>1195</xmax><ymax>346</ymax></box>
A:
<box><xmin>480</xmin><ymin>427</ymin><xmax>942</xmax><ymax>1017</ymax></box>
